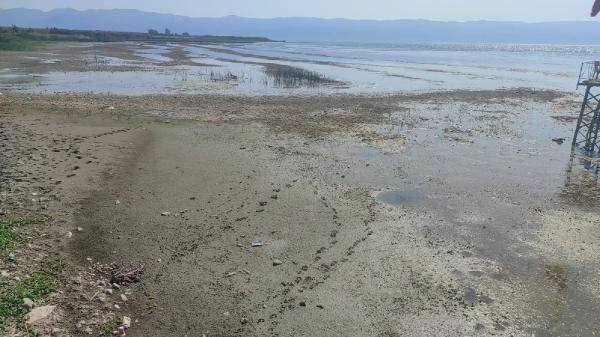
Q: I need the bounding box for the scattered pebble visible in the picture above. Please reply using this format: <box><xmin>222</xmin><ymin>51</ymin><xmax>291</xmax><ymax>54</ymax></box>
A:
<box><xmin>272</xmin><ymin>259</ymin><xmax>283</xmax><ymax>266</ymax></box>
<box><xmin>23</xmin><ymin>298</ymin><xmax>34</xmax><ymax>309</ymax></box>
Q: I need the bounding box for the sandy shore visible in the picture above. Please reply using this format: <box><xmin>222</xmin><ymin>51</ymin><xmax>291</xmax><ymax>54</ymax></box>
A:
<box><xmin>3</xmin><ymin>88</ymin><xmax>600</xmax><ymax>336</ymax></box>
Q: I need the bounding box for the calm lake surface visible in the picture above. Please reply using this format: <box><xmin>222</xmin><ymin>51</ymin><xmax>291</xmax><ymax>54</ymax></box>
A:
<box><xmin>4</xmin><ymin>42</ymin><xmax>600</xmax><ymax>95</ymax></box>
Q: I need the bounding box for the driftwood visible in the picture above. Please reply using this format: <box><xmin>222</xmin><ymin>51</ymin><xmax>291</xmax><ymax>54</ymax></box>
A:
<box><xmin>110</xmin><ymin>263</ymin><xmax>145</xmax><ymax>285</ymax></box>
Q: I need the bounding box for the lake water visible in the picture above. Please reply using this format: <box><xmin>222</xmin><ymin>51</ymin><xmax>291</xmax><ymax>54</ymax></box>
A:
<box><xmin>4</xmin><ymin>42</ymin><xmax>600</xmax><ymax>95</ymax></box>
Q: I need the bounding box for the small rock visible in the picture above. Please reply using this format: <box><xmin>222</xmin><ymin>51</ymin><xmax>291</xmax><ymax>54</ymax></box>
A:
<box><xmin>120</xmin><ymin>294</ymin><xmax>128</xmax><ymax>302</ymax></box>
<box><xmin>23</xmin><ymin>298</ymin><xmax>34</xmax><ymax>309</ymax></box>
<box><xmin>161</xmin><ymin>211</ymin><xmax>171</xmax><ymax>216</ymax></box>
<box><xmin>96</xmin><ymin>293</ymin><xmax>107</xmax><ymax>303</ymax></box>
<box><xmin>272</xmin><ymin>259</ymin><xmax>283</xmax><ymax>266</ymax></box>
<box><xmin>66</xmin><ymin>231</ymin><xmax>73</xmax><ymax>238</ymax></box>
<box><xmin>115</xmin><ymin>199</ymin><xmax>121</xmax><ymax>205</ymax></box>
<box><xmin>115</xmin><ymin>304</ymin><xmax>121</xmax><ymax>309</ymax></box>
<box><xmin>240</xmin><ymin>317</ymin><xmax>249</xmax><ymax>325</ymax></box>
<box><xmin>112</xmin><ymin>283</ymin><xmax>121</xmax><ymax>289</ymax></box>
<box><xmin>299</xmin><ymin>301</ymin><xmax>306</xmax><ymax>307</ymax></box>
<box><xmin>77</xmin><ymin>227</ymin><xmax>83</xmax><ymax>232</ymax></box>
<box><xmin>26</xmin><ymin>305</ymin><xmax>56</xmax><ymax>324</ymax></box>
<box><xmin>1</xmin><ymin>270</ymin><xmax>9</xmax><ymax>277</ymax></box>
<box><xmin>104</xmin><ymin>288</ymin><xmax>113</xmax><ymax>295</ymax></box>
<box><xmin>223</xmin><ymin>311</ymin><xmax>230</xmax><ymax>317</ymax></box>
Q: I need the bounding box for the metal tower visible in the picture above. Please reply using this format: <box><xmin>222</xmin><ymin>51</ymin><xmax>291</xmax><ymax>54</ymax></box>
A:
<box><xmin>573</xmin><ymin>61</ymin><xmax>600</xmax><ymax>153</ymax></box>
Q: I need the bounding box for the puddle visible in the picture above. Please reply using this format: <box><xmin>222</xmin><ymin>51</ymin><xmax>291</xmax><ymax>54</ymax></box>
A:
<box><xmin>376</xmin><ymin>189</ymin><xmax>424</xmax><ymax>206</ymax></box>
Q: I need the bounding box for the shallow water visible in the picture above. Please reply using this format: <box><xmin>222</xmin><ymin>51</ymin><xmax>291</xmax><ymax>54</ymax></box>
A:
<box><xmin>3</xmin><ymin>42</ymin><xmax>600</xmax><ymax>95</ymax></box>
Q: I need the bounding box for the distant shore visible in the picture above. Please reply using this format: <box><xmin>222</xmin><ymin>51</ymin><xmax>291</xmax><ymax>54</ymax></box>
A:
<box><xmin>0</xmin><ymin>26</ymin><xmax>273</xmax><ymax>51</ymax></box>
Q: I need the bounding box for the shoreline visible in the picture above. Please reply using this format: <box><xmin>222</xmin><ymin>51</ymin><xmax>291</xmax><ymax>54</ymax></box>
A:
<box><xmin>3</xmin><ymin>87</ymin><xmax>600</xmax><ymax>336</ymax></box>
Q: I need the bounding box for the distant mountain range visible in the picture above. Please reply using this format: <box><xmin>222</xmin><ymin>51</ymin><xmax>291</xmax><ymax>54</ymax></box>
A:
<box><xmin>2</xmin><ymin>8</ymin><xmax>600</xmax><ymax>44</ymax></box>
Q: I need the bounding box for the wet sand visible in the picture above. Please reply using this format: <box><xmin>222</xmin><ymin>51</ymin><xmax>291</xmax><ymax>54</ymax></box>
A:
<box><xmin>3</xmin><ymin>85</ymin><xmax>600</xmax><ymax>336</ymax></box>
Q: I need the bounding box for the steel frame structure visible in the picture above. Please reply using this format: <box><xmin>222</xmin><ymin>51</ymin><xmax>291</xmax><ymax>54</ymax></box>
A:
<box><xmin>573</xmin><ymin>61</ymin><xmax>600</xmax><ymax>153</ymax></box>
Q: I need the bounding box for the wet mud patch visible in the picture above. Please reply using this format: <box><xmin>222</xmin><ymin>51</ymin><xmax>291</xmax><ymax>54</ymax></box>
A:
<box><xmin>545</xmin><ymin>264</ymin><xmax>568</xmax><ymax>291</ymax></box>
<box><xmin>376</xmin><ymin>189</ymin><xmax>424</xmax><ymax>206</ymax></box>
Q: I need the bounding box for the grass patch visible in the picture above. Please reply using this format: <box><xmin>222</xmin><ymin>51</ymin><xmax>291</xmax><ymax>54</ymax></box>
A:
<box><xmin>263</xmin><ymin>64</ymin><xmax>345</xmax><ymax>88</ymax></box>
<box><xmin>0</xmin><ymin>36</ymin><xmax>48</xmax><ymax>51</ymax></box>
<box><xmin>0</xmin><ymin>215</ymin><xmax>48</xmax><ymax>254</ymax></box>
<box><xmin>0</xmin><ymin>256</ymin><xmax>66</xmax><ymax>329</ymax></box>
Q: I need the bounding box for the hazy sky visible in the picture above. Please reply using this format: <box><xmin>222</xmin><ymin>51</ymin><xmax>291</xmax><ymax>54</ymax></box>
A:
<box><xmin>0</xmin><ymin>0</ymin><xmax>597</xmax><ymax>22</ymax></box>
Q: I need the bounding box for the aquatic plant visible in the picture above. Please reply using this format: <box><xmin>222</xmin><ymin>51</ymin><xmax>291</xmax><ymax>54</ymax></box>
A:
<box><xmin>263</xmin><ymin>64</ymin><xmax>345</xmax><ymax>88</ymax></box>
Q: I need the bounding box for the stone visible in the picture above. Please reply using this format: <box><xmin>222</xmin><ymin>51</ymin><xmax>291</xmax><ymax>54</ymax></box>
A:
<box><xmin>96</xmin><ymin>293</ymin><xmax>107</xmax><ymax>303</ymax></box>
<box><xmin>23</xmin><ymin>298</ymin><xmax>34</xmax><ymax>309</ymax></box>
<box><xmin>26</xmin><ymin>305</ymin><xmax>56</xmax><ymax>324</ymax></box>
<box><xmin>104</xmin><ymin>288</ymin><xmax>113</xmax><ymax>295</ymax></box>
<box><xmin>273</xmin><ymin>259</ymin><xmax>283</xmax><ymax>266</ymax></box>
<box><xmin>66</xmin><ymin>231</ymin><xmax>73</xmax><ymax>238</ymax></box>
<box><xmin>120</xmin><ymin>294</ymin><xmax>128</xmax><ymax>302</ymax></box>
<box><xmin>77</xmin><ymin>227</ymin><xmax>83</xmax><ymax>232</ymax></box>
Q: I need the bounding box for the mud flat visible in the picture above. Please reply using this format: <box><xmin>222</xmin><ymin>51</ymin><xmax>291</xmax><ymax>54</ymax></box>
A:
<box><xmin>2</xmin><ymin>84</ymin><xmax>600</xmax><ymax>337</ymax></box>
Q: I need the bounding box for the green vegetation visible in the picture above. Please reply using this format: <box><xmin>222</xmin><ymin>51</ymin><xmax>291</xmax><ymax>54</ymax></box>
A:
<box><xmin>0</xmin><ymin>25</ymin><xmax>272</xmax><ymax>51</ymax></box>
<box><xmin>0</xmin><ymin>256</ymin><xmax>67</xmax><ymax>329</ymax></box>
<box><xmin>263</xmin><ymin>64</ymin><xmax>344</xmax><ymax>88</ymax></box>
<box><xmin>0</xmin><ymin>216</ymin><xmax>48</xmax><ymax>254</ymax></box>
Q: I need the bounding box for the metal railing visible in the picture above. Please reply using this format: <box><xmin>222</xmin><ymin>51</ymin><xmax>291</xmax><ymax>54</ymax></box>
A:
<box><xmin>577</xmin><ymin>61</ymin><xmax>600</xmax><ymax>88</ymax></box>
